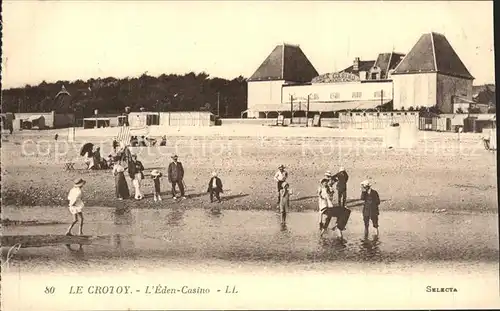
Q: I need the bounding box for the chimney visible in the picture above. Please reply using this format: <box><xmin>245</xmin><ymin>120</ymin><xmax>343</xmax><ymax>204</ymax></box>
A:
<box><xmin>353</xmin><ymin>57</ymin><xmax>360</xmax><ymax>71</ymax></box>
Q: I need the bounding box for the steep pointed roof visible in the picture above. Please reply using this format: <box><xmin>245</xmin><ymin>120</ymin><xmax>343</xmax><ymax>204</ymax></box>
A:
<box><xmin>249</xmin><ymin>44</ymin><xmax>319</xmax><ymax>82</ymax></box>
<box><xmin>393</xmin><ymin>32</ymin><xmax>474</xmax><ymax>80</ymax></box>
<box><xmin>341</xmin><ymin>60</ymin><xmax>376</xmax><ymax>74</ymax></box>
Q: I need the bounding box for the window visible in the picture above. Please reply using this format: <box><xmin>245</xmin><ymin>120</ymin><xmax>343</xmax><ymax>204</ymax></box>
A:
<box><xmin>146</xmin><ymin>114</ymin><xmax>160</xmax><ymax>126</ymax></box>
<box><xmin>371</xmin><ymin>73</ymin><xmax>378</xmax><ymax>80</ymax></box>
<box><xmin>330</xmin><ymin>92</ymin><xmax>340</xmax><ymax>99</ymax></box>
<box><xmin>352</xmin><ymin>92</ymin><xmax>362</xmax><ymax>98</ymax></box>
<box><xmin>374</xmin><ymin>91</ymin><xmax>383</xmax><ymax>98</ymax></box>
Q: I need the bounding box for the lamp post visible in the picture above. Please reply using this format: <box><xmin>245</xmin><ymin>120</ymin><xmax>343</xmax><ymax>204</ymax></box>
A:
<box><xmin>306</xmin><ymin>94</ymin><xmax>310</xmax><ymax>127</ymax></box>
<box><xmin>290</xmin><ymin>95</ymin><xmax>294</xmax><ymax>124</ymax></box>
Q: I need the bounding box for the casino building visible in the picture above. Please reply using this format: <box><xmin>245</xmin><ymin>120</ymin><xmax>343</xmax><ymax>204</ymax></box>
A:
<box><xmin>243</xmin><ymin>32</ymin><xmax>474</xmax><ymax>119</ymax></box>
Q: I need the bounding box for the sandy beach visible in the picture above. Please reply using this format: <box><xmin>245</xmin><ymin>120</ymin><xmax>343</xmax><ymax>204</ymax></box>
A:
<box><xmin>1</xmin><ymin>125</ymin><xmax>497</xmax><ymax>213</ymax></box>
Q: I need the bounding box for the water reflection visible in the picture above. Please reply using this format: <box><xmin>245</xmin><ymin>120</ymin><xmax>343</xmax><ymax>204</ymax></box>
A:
<box><xmin>64</xmin><ymin>244</ymin><xmax>85</xmax><ymax>259</ymax></box>
<box><xmin>165</xmin><ymin>208</ymin><xmax>185</xmax><ymax>227</ymax></box>
<box><xmin>208</xmin><ymin>206</ymin><xmax>223</xmax><ymax>217</ymax></box>
<box><xmin>358</xmin><ymin>236</ymin><xmax>382</xmax><ymax>261</ymax></box>
<box><xmin>113</xmin><ymin>208</ymin><xmax>133</xmax><ymax>226</ymax></box>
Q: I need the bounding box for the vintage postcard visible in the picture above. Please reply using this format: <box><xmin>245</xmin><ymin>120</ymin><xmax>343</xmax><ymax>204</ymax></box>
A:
<box><xmin>1</xmin><ymin>1</ymin><xmax>498</xmax><ymax>310</ymax></box>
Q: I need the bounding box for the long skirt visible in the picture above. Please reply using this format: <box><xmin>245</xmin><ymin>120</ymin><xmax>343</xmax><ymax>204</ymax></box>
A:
<box><xmin>115</xmin><ymin>172</ymin><xmax>130</xmax><ymax>199</ymax></box>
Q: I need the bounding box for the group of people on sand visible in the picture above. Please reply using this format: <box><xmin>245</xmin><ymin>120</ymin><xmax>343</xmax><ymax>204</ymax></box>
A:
<box><xmin>67</xmin><ymin>147</ymin><xmax>379</xmax><ymax>238</ymax></box>
<box><xmin>274</xmin><ymin>164</ymin><xmax>381</xmax><ymax>239</ymax></box>
<box><xmin>83</xmin><ymin>146</ymin><xmax>112</xmax><ymax>170</ymax></box>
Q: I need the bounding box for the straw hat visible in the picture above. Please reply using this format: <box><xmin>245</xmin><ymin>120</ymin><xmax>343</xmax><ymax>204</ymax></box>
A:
<box><xmin>151</xmin><ymin>169</ymin><xmax>161</xmax><ymax>177</ymax></box>
<box><xmin>212</xmin><ymin>171</ymin><xmax>218</xmax><ymax>177</ymax></box>
<box><xmin>278</xmin><ymin>165</ymin><xmax>285</xmax><ymax>169</ymax></box>
<box><xmin>74</xmin><ymin>178</ymin><xmax>86</xmax><ymax>187</ymax></box>
<box><xmin>339</xmin><ymin>166</ymin><xmax>345</xmax><ymax>172</ymax></box>
<box><xmin>171</xmin><ymin>154</ymin><xmax>179</xmax><ymax>159</ymax></box>
<box><xmin>282</xmin><ymin>181</ymin><xmax>289</xmax><ymax>188</ymax></box>
<box><xmin>324</xmin><ymin>171</ymin><xmax>333</xmax><ymax>177</ymax></box>
<box><xmin>361</xmin><ymin>180</ymin><xmax>372</xmax><ymax>188</ymax></box>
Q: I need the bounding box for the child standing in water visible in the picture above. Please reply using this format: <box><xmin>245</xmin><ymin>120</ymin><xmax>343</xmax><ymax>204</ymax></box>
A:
<box><xmin>66</xmin><ymin>178</ymin><xmax>86</xmax><ymax>236</ymax></box>
<box><xmin>151</xmin><ymin>169</ymin><xmax>163</xmax><ymax>202</ymax></box>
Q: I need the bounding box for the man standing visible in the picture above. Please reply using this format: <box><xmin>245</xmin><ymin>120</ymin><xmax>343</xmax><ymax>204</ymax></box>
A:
<box><xmin>332</xmin><ymin>167</ymin><xmax>349</xmax><ymax>208</ymax></box>
<box><xmin>207</xmin><ymin>171</ymin><xmax>223</xmax><ymax>203</ymax></box>
<box><xmin>360</xmin><ymin>180</ymin><xmax>380</xmax><ymax>237</ymax></box>
<box><xmin>274</xmin><ymin>165</ymin><xmax>288</xmax><ymax>206</ymax></box>
<box><xmin>168</xmin><ymin>154</ymin><xmax>186</xmax><ymax>200</ymax></box>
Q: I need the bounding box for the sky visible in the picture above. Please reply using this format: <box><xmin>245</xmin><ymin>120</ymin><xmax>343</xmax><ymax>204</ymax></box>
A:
<box><xmin>2</xmin><ymin>1</ymin><xmax>495</xmax><ymax>89</ymax></box>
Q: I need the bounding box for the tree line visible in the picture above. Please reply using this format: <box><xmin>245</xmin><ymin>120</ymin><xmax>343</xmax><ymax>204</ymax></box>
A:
<box><xmin>1</xmin><ymin>72</ymin><xmax>248</xmax><ymax>118</ymax></box>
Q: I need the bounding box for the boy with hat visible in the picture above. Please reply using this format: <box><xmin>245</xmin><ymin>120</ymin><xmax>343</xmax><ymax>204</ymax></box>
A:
<box><xmin>207</xmin><ymin>171</ymin><xmax>223</xmax><ymax>203</ymax></box>
<box><xmin>168</xmin><ymin>154</ymin><xmax>186</xmax><ymax>199</ymax></box>
<box><xmin>66</xmin><ymin>178</ymin><xmax>86</xmax><ymax>236</ymax></box>
<box><xmin>274</xmin><ymin>165</ymin><xmax>288</xmax><ymax>206</ymax></box>
<box><xmin>151</xmin><ymin>169</ymin><xmax>163</xmax><ymax>202</ymax></box>
<box><xmin>360</xmin><ymin>180</ymin><xmax>381</xmax><ymax>237</ymax></box>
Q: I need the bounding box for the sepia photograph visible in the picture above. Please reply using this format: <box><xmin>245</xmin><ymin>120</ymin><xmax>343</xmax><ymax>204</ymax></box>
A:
<box><xmin>1</xmin><ymin>1</ymin><xmax>498</xmax><ymax>310</ymax></box>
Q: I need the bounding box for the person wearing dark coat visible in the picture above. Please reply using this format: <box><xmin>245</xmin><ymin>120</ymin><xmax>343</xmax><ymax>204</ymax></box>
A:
<box><xmin>360</xmin><ymin>180</ymin><xmax>380</xmax><ymax>237</ymax></box>
<box><xmin>332</xmin><ymin>167</ymin><xmax>349</xmax><ymax>208</ymax></box>
<box><xmin>167</xmin><ymin>154</ymin><xmax>186</xmax><ymax>199</ymax></box>
<box><xmin>112</xmin><ymin>157</ymin><xmax>130</xmax><ymax>200</ymax></box>
<box><xmin>207</xmin><ymin>172</ymin><xmax>223</xmax><ymax>203</ymax></box>
<box><xmin>112</xmin><ymin>138</ymin><xmax>119</xmax><ymax>153</ymax></box>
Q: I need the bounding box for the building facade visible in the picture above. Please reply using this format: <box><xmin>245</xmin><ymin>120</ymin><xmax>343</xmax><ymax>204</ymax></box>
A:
<box><xmin>391</xmin><ymin>32</ymin><xmax>474</xmax><ymax>112</ymax></box>
<box><xmin>246</xmin><ymin>32</ymin><xmax>474</xmax><ymax>117</ymax></box>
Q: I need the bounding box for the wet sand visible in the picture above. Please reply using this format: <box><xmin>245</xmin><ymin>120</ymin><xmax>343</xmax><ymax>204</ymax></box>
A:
<box><xmin>2</xmin><ymin>207</ymin><xmax>498</xmax><ymax>265</ymax></box>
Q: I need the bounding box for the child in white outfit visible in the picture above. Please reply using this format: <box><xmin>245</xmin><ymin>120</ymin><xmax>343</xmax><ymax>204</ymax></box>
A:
<box><xmin>66</xmin><ymin>178</ymin><xmax>86</xmax><ymax>236</ymax></box>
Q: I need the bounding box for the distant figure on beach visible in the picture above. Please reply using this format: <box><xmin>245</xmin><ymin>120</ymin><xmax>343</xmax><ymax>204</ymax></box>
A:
<box><xmin>168</xmin><ymin>154</ymin><xmax>186</xmax><ymax>200</ymax></box>
<box><xmin>138</xmin><ymin>136</ymin><xmax>147</xmax><ymax>147</ymax></box>
<box><xmin>151</xmin><ymin>169</ymin><xmax>163</xmax><ymax>202</ymax></box>
<box><xmin>279</xmin><ymin>181</ymin><xmax>291</xmax><ymax>225</ymax></box>
<box><xmin>80</xmin><ymin>142</ymin><xmax>94</xmax><ymax>169</ymax></box>
<box><xmin>113</xmin><ymin>157</ymin><xmax>130</xmax><ymax>200</ymax></box>
<box><xmin>360</xmin><ymin>180</ymin><xmax>380</xmax><ymax>237</ymax></box>
<box><xmin>146</xmin><ymin>136</ymin><xmax>157</xmax><ymax>146</ymax></box>
<box><xmin>112</xmin><ymin>138</ymin><xmax>119</xmax><ymax>153</ymax></box>
<box><xmin>92</xmin><ymin>147</ymin><xmax>102</xmax><ymax>170</ymax></box>
<box><xmin>274</xmin><ymin>165</ymin><xmax>288</xmax><ymax>207</ymax></box>
<box><xmin>332</xmin><ymin>167</ymin><xmax>349</xmax><ymax>208</ymax></box>
<box><xmin>130</xmin><ymin>136</ymin><xmax>138</xmax><ymax>147</ymax></box>
<box><xmin>130</xmin><ymin>154</ymin><xmax>145</xmax><ymax>200</ymax></box>
<box><xmin>66</xmin><ymin>178</ymin><xmax>86</xmax><ymax>236</ymax></box>
<box><xmin>106</xmin><ymin>155</ymin><xmax>114</xmax><ymax>169</ymax></box>
<box><xmin>207</xmin><ymin>171</ymin><xmax>223</xmax><ymax>203</ymax></box>
<box><xmin>159</xmin><ymin>135</ymin><xmax>167</xmax><ymax>146</ymax></box>
<box><xmin>54</xmin><ymin>134</ymin><xmax>58</xmax><ymax>141</ymax></box>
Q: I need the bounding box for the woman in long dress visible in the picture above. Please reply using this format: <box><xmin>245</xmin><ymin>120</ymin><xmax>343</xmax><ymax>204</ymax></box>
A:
<box><xmin>113</xmin><ymin>157</ymin><xmax>130</xmax><ymax>200</ymax></box>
